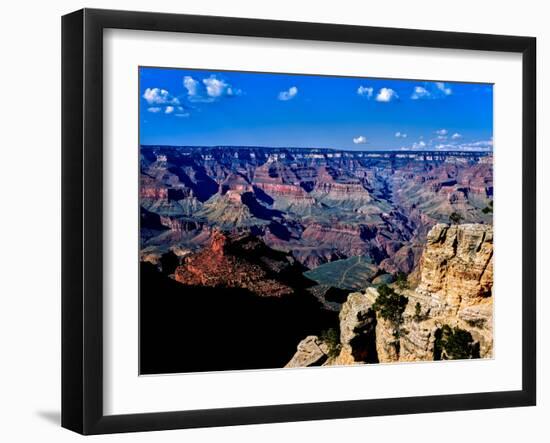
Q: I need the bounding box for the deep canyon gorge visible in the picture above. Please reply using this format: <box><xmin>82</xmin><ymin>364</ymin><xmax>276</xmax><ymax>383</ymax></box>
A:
<box><xmin>139</xmin><ymin>146</ymin><xmax>493</xmax><ymax>373</ymax></box>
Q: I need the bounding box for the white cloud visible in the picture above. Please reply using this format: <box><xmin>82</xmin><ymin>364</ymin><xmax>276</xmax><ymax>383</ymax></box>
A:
<box><xmin>411</xmin><ymin>82</ymin><xmax>452</xmax><ymax>100</ymax></box>
<box><xmin>357</xmin><ymin>86</ymin><xmax>374</xmax><ymax>98</ymax></box>
<box><xmin>183</xmin><ymin>76</ymin><xmax>199</xmax><ymax>97</ymax></box>
<box><xmin>411</xmin><ymin>86</ymin><xmax>430</xmax><ymax>100</ymax></box>
<box><xmin>408</xmin><ymin>137</ymin><xmax>493</xmax><ymax>152</ymax></box>
<box><xmin>143</xmin><ymin>88</ymin><xmax>168</xmax><ymax>104</ymax></box>
<box><xmin>203</xmin><ymin>76</ymin><xmax>239</xmax><ymax>98</ymax></box>
<box><xmin>435</xmin><ymin>143</ymin><xmax>455</xmax><ymax>150</ymax></box>
<box><xmin>435</xmin><ymin>129</ymin><xmax>448</xmax><ymax>136</ymax></box>
<box><xmin>395</xmin><ymin>132</ymin><xmax>408</xmax><ymax>138</ymax></box>
<box><xmin>412</xmin><ymin>140</ymin><xmax>427</xmax><ymax>149</ymax></box>
<box><xmin>183</xmin><ymin>75</ymin><xmax>241</xmax><ymax>102</ymax></box>
<box><xmin>435</xmin><ymin>82</ymin><xmax>453</xmax><ymax>96</ymax></box>
<box><xmin>451</xmin><ymin>132</ymin><xmax>462</xmax><ymax>140</ymax></box>
<box><xmin>143</xmin><ymin>88</ymin><xmax>179</xmax><ymax>105</ymax></box>
<box><xmin>353</xmin><ymin>135</ymin><xmax>368</xmax><ymax>144</ymax></box>
<box><xmin>376</xmin><ymin>88</ymin><xmax>398</xmax><ymax>102</ymax></box>
<box><xmin>148</xmin><ymin>104</ymin><xmax>188</xmax><ymax>116</ymax></box>
<box><xmin>278</xmin><ymin>86</ymin><xmax>298</xmax><ymax>101</ymax></box>
<box><xmin>174</xmin><ymin>106</ymin><xmax>189</xmax><ymax>117</ymax></box>
<box><xmin>458</xmin><ymin>139</ymin><xmax>493</xmax><ymax>150</ymax></box>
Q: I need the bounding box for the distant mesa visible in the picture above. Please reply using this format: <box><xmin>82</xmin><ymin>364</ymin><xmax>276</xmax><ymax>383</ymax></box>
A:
<box><xmin>140</xmin><ymin>145</ymin><xmax>492</xmax><ymax>276</ymax></box>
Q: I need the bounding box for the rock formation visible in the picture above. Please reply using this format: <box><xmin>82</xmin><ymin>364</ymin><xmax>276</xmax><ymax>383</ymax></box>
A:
<box><xmin>400</xmin><ymin>223</ymin><xmax>493</xmax><ymax>360</ymax></box>
<box><xmin>285</xmin><ymin>336</ymin><xmax>330</xmax><ymax>368</ymax></box>
<box><xmin>174</xmin><ymin>231</ymin><xmax>312</xmax><ymax>297</ymax></box>
<box><xmin>329</xmin><ymin>289</ymin><xmax>379</xmax><ymax>365</ymax></box>
<box><xmin>139</xmin><ymin>146</ymin><xmax>494</xmax><ymax>372</ymax></box>
<box><xmin>285</xmin><ymin>223</ymin><xmax>493</xmax><ymax>367</ymax></box>
<box><xmin>140</xmin><ymin>146</ymin><xmax>492</xmax><ymax>277</ymax></box>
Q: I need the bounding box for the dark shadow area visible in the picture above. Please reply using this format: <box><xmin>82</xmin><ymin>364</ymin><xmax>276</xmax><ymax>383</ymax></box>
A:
<box><xmin>299</xmin><ymin>181</ymin><xmax>315</xmax><ymax>192</ymax></box>
<box><xmin>323</xmin><ymin>286</ymin><xmax>351</xmax><ymax>304</ymax></box>
<box><xmin>140</xmin><ymin>263</ymin><xmax>338</xmax><ymax>374</ymax></box>
<box><xmin>433</xmin><ymin>325</ymin><xmax>481</xmax><ymax>360</ymax></box>
<box><xmin>140</xmin><ymin>206</ymin><xmax>170</xmax><ymax>242</ymax></box>
<box><xmin>167</xmin><ymin>188</ymin><xmax>187</xmax><ymax>200</ymax></box>
<box><xmin>253</xmin><ymin>185</ymin><xmax>275</xmax><ymax>206</ymax></box>
<box><xmin>168</xmin><ymin>165</ymin><xmax>218</xmax><ymax>202</ymax></box>
<box><xmin>267</xmin><ymin>221</ymin><xmax>292</xmax><ymax>241</ymax></box>
<box><xmin>159</xmin><ymin>250</ymin><xmax>180</xmax><ymax>275</ymax></box>
<box><xmin>241</xmin><ymin>192</ymin><xmax>284</xmax><ymax>220</ymax></box>
<box><xmin>349</xmin><ymin>309</ymin><xmax>379</xmax><ymax>364</ymax></box>
<box><xmin>140</xmin><ymin>206</ymin><xmax>169</xmax><ymax>231</ymax></box>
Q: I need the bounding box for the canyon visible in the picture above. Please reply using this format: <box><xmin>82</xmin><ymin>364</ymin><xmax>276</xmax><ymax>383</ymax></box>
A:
<box><xmin>286</xmin><ymin>223</ymin><xmax>493</xmax><ymax>367</ymax></box>
<box><xmin>139</xmin><ymin>146</ymin><xmax>493</xmax><ymax>372</ymax></box>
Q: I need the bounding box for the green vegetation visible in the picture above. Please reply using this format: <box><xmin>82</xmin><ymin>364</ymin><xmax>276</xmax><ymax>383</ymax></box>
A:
<box><xmin>319</xmin><ymin>327</ymin><xmax>342</xmax><ymax>358</ymax></box>
<box><xmin>372</xmin><ymin>284</ymin><xmax>409</xmax><ymax>355</ymax></box>
<box><xmin>394</xmin><ymin>272</ymin><xmax>409</xmax><ymax>290</ymax></box>
<box><xmin>304</xmin><ymin>255</ymin><xmax>378</xmax><ymax>290</ymax></box>
<box><xmin>433</xmin><ymin>325</ymin><xmax>481</xmax><ymax>360</ymax></box>
<box><xmin>482</xmin><ymin>200</ymin><xmax>493</xmax><ymax>214</ymax></box>
<box><xmin>413</xmin><ymin>301</ymin><xmax>429</xmax><ymax>322</ymax></box>
<box><xmin>373</xmin><ymin>285</ymin><xmax>408</xmax><ymax>325</ymax></box>
<box><xmin>449</xmin><ymin>211</ymin><xmax>463</xmax><ymax>225</ymax></box>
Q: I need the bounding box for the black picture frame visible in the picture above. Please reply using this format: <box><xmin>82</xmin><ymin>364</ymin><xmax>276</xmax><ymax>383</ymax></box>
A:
<box><xmin>62</xmin><ymin>8</ymin><xmax>536</xmax><ymax>435</ymax></box>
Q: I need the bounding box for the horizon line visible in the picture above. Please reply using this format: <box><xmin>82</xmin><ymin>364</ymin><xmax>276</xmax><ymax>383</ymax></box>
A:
<box><xmin>140</xmin><ymin>144</ymin><xmax>493</xmax><ymax>153</ymax></box>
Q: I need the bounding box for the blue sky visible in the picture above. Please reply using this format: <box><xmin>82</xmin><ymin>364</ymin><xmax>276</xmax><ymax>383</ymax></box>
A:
<box><xmin>139</xmin><ymin>66</ymin><xmax>493</xmax><ymax>151</ymax></box>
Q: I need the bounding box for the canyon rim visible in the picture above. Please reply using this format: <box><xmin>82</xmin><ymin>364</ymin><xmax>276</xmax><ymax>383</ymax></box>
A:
<box><xmin>139</xmin><ymin>66</ymin><xmax>493</xmax><ymax>374</ymax></box>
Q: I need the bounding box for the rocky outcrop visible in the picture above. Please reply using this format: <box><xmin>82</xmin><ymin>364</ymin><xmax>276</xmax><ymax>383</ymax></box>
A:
<box><xmin>285</xmin><ymin>336</ymin><xmax>330</xmax><ymax>368</ymax></box>
<box><xmin>286</xmin><ymin>223</ymin><xmax>494</xmax><ymax>368</ymax></box>
<box><xmin>401</xmin><ymin>223</ymin><xmax>494</xmax><ymax>360</ymax></box>
<box><xmin>174</xmin><ymin>231</ymin><xmax>312</xmax><ymax>297</ymax></box>
<box><xmin>416</xmin><ymin>223</ymin><xmax>493</xmax><ymax>312</ymax></box>
<box><xmin>330</xmin><ymin>289</ymin><xmax>379</xmax><ymax>365</ymax></box>
<box><xmin>384</xmin><ymin>223</ymin><xmax>493</xmax><ymax>363</ymax></box>
<box><xmin>329</xmin><ymin>288</ymin><xmax>402</xmax><ymax>365</ymax></box>
<box><xmin>198</xmin><ymin>192</ymin><xmax>257</xmax><ymax>228</ymax></box>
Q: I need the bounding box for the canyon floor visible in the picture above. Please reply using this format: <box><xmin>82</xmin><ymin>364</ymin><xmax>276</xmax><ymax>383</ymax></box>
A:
<box><xmin>139</xmin><ymin>146</ymin><xmax>493</xmax><ymax>374</ymax></box>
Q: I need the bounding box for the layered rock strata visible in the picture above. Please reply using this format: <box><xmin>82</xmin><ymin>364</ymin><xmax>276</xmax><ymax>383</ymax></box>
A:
<box><xmin>286</xmin><ymin>223</ymin><xmax>493</xmax><ymax>367</ymax></box>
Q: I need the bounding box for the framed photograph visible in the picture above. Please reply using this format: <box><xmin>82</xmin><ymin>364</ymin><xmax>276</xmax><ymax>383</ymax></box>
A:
<box><xmin>62</xmin><ymin>8</ymin><xmax>536</xmax><ymax>435</ymax></box>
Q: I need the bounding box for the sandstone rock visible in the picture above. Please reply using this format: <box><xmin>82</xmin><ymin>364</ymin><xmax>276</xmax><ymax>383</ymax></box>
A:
<box><xmin>417</xmin><ymin>223</ymin><xmax>493</xmax><ymax>316</ymax></box>
<box><xmin>320</xmin><ymin>223</ymin><xmax>494</xmax><ymax>366</ymax></box>
<box><xmin>373</xmin><ymin>314</ymin><xmax>400</xmax><ymax>363</ymax></box>
<box><xmin>327</xmin><ymin>289</ymin><xmax>379</xmax><ymax>365</ymax></box>
<box><xmin>285</xmin><ymin>336</ymin><xmax>330</xmax><ymax>368</ymax></box>
<box><xmin>338</xmin><ymin>291</ymin><xmax>374</xmax><ymax>345</ymax></box>
<box><xmin>401</xmin><ymin>223</ymin><xmax>494</xmax><ymax>360</ymax></box>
